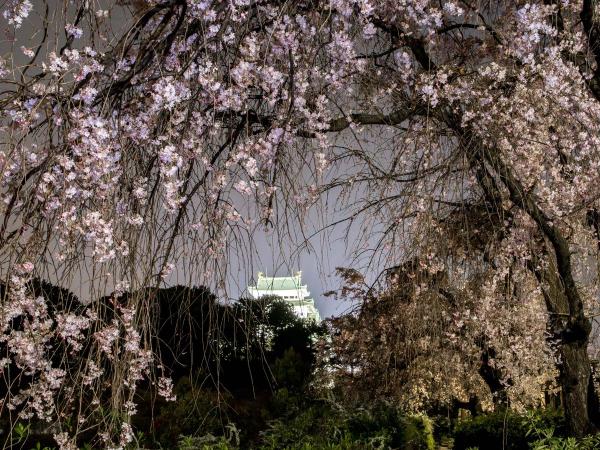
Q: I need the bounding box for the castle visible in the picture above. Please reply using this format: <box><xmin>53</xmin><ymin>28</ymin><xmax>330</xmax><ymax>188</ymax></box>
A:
<box><xmin>247</xmin><ymin>271</ymin><xmax>321</xmax><ymax>322</ymax></box>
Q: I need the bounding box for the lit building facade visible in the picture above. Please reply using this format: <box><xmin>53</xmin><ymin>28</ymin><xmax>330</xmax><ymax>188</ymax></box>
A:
<box><xmin>247</xmin><ymin>271</ymin><xmax>321</xmax><ymax>322</ymax></box>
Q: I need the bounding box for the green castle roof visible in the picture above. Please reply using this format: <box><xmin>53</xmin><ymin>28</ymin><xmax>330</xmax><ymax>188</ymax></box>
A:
<box><xmin>255</xmin><ymin>274</ymin><xmax>303</xmax><ymax>291</ymax></box>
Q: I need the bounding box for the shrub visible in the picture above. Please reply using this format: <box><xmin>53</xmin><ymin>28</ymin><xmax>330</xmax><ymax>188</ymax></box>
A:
<box><xmin>177</xmin><ymin>423</ymin><xmax>240</xmax><ymax>450</ymax></box>
<box><xmin>453</xmin><ymin>409</ymin><xmax>565</xmax><ymax>450</ymax></box>
<box><xmin>258</xmin><ymin>401</ymin><xmax>435</xmax><ymax>450</ymax></box>
<box><xmin>153</xmin><ymin>377</ymin><xmax>231</xmax><ymax>447</ymax></box>
<box><xmin>527</xmin><ymin>411</ymin><xmax>600</xmax><ymax>450</ymax></box>
<box><xmin>402</xmin><ymin>415</ymin><xmax>435</xmax><ymax>450</ymax></box>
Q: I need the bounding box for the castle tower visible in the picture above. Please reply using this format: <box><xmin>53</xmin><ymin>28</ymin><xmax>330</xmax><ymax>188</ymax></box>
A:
<box><xmin>247</xmin><ymin>271</ymin><xmax>321</xmax><ymax>322</ymax></box>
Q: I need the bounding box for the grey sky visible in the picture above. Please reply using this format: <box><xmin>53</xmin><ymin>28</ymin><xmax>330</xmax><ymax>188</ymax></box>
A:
<box><xmin>237</xmin><ymin>224</ymin><xmax>357</xmax><ymax>319</ymax></box>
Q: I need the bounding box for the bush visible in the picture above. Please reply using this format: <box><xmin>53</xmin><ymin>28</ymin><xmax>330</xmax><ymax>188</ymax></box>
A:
<box><xmin>402</xmin><ymin>415</ymin><xmax>435</xmax><ymax>450</ymax></box>
<box><xmin>527</xmin><ymin>411</ymin><xmax>600</xmax><ymax>450</ymax></box>
<box><xmin>153</xmin><ymin>377</ymin><xmax>231</xmax><ymax>447</ymax></box>
<box><xmin>178</xmin><ymin>423</ymin><xmax>240</xmax><ymax>450</ymax></box>
<box><xmin>453</xmin><ymin>409</ymin><xmax>565</xmax><ymax>450</ymax></box>
<box><xmin>258</xmin><ymin>401</ymin><xmax>435</xmax><ymax>450</ymax></box>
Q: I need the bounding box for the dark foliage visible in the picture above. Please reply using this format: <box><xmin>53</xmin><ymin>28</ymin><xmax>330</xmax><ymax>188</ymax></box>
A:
<box><xmin>452</xmin><ymin>409</ymin><xmax>565</xmax><ymax>450</ymax></box>
<box><xmin>258</xmin><ymin>400</ymin><xmax>435</xmax><ymax>450</ymax></box>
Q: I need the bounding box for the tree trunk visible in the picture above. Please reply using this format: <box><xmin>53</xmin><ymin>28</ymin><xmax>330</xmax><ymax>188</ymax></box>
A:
<box><xmin>478</xmin><ymin>346</ymin><xmax>509</xmax><ymax>408</ymax></box>
<box><xmin>474</xmin><ymin>139</ymin><xmax>598</xmax><ymax>436</ymax></box>
<box><xmin>559</xmin><ymin>336</ymin><xmax>597</xmax><ymax>436</ymax></box>
<box><xmin>530</xmin><ymin>250</ymin><xmax>598</xmax><ymax>436</ymax></box>
<box><xmin>451</xmin><ymin>395</ymin><xmax>480</xmax><ymax>417</ymax></box>
<box><xmin>445</xmin><ymin>106</ymin><xmax>600</xmax><ymax>437</ymax></box>
<box><xmin>527</xmin><ymin>251</ymin><xmax>598</xmax><ymax>436</ymax></box>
